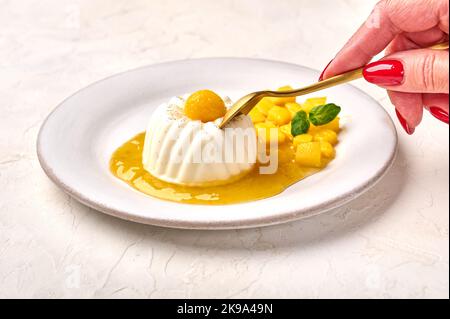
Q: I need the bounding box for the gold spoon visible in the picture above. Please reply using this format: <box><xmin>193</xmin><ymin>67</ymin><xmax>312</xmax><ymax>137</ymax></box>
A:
<box><xmin>219</xmin><ymin>41</ymin><xmax>449</xmax><ymax>129</ymax></box>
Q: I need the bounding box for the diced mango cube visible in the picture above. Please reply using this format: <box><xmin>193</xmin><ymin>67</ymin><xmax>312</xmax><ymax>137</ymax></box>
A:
<box><xmin>295</xmin><ymin>142</ymin><xmax>322</xmax><ymax>167</ymax></box>
<box><xmin>266</xmin><ymin>85</ymin><xmax>296</xmax><ymax>105</ymax></box>
<box><xmin>307</xmin><ymin>117</ymin><xmax>339</xmax><ymax>135</ymax></box>
<box><xmin>302</xmin><ymin>97</ymin><xmax>327</xmax><ymax>113</ymax></box>
<box><xmin>279</xmin><ymin>123</ymin><xmax>293</xmax><ymax>140</ymax></box>
<box><xmin>316</xmin><ymin>117</ymin><xmax>340</xmax><ymax>133</ymax></box>
<box><xmin>256</xmin><ymin>98</ymin><xmax>275</xmax><ymax>115</ymax></box>
<box><xmin>264</xmin><ymin>120</ymin><xmax>276</xmax><ymax>126</ymax></box>
<box><xmin>308</xmin><ymin>122</ymin><xmax>318</xmax><ymax>134</ymax></box>
<box><xmin>285</xmin><ymin>102</ymin><xmax>303</xmax><ymax>116</ymax></box>
<box><xmin>320</xmin><ymin>141</ymin><xmax>336</xmax><ymax>158</ymax></box>
<box><xmin>267</xmin><ymin>106</ymin><xmax>291</xmax><ymax>126</ymax></box>
<box><xmin>293</xmin><ymin>134</ymin><xmax>313</xmax><ymax>146</ymax></box>
<box><xmin>313</xmin><ymin>129</ymin><xmax>338</xmax><ymax>145</ymax></box>
<box><xmin>249</xmin><ymin>107</ymin><xmax>266</xmax><ymax>123</ymax></box>
<box><xmin>255</xmin><ymin>122</ymin><xmax>276</xmax><ymax>129</ymax></box>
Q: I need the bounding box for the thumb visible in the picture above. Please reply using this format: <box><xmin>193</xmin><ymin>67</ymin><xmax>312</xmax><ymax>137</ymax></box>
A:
<box><xmin>363</xmin><ymin>49</ymin><xmax>449</xmax><ymax>94</ymax></box>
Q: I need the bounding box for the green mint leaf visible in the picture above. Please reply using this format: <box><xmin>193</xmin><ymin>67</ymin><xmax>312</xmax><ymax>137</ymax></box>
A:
<box><xmin>309</xmin><ymin>103</ymin><xmax>341</xmax><ymax>126</ymax></box>
<box><xmin>291</xmin><ymin>111</ymin><xmax>310</xmax><ymax>136</ymax></box>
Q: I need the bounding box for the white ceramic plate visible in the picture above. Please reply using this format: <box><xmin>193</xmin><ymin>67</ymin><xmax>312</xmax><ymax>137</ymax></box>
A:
<box><xmin>37</xmin><ymin>58</ymin><xmax>397</xmax><ymax>229</ymax></box>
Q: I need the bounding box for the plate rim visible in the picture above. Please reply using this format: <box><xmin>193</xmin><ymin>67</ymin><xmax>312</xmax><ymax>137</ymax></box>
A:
<box><xmin>37</xmin><ymin>57</ymin><xmax>398</xmax><ymax>229</ymax></box>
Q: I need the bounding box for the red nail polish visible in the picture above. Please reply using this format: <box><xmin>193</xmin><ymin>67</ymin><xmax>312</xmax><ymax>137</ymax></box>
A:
<box><xmin>429</xmin><ymin>107</ymin><xmax>449</xmax><ymax>124</ymax></box>
<box><xmin>319</xmin><ymin>60</ymin><xmax>333</xmax><ymax>81</ymax></box>
<box><xmin>395</xmin><ymin>109</ymin><xmax>415</xmax><ymax>135</ymax></box>
<box><xmin>363</xmin><ymin>60</ymin><xmax>404</xmax><ymax>86</ymax></box>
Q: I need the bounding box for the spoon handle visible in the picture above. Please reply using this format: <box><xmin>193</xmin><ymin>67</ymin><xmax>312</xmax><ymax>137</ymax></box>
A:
<box><xmin>266</xmin><ymin>67</ymin><xmax>363</xmax><ymax>98</ymax></box>
<box><xmin>219</xmin><ymin>42</ymin><xmax>448</xmax><ymax>129</ymax></box>
<box><xmin>266</xmin><ymin>41</ymin><xmax>449</xmax><ymax>98</ymax></box>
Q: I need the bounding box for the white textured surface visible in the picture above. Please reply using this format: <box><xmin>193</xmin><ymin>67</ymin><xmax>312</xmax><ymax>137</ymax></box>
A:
<box><xmin>0</xmin><ymin>0</ymin><xmax>448</xmax><ymax>298</ymax></box>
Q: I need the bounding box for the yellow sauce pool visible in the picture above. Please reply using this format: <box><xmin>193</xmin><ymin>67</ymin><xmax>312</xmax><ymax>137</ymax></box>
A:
<box><xmin>110</xmin><ymin>132</ymin><xmax>333</xmax><ymax>205</ymax></box>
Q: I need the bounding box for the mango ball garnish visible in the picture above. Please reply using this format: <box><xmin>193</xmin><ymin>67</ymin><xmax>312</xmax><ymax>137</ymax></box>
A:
<box><xmin>184</xmin><ymin>90</ymin><xmax>226</xmax><ymax>122</ymax></box>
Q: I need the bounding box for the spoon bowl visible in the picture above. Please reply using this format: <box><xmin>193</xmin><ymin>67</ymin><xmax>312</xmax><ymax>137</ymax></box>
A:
<box><xmin>220</xmin><ymin>92</ymin><xmax>265</xmax><ymax>127</ymax></box>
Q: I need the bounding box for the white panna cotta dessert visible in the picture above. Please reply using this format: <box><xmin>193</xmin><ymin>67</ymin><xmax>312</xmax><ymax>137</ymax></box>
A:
<box><xmin>142</xmin><ymin>90</ymin><xmax>257</xmax><ymax>186</ymax></box>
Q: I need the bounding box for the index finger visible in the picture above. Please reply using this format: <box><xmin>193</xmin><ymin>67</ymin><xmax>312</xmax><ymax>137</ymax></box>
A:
<box><xmin>322</xmin><ymin>0</ymin><xmax>449</xmax><ymax>80</ymax></box>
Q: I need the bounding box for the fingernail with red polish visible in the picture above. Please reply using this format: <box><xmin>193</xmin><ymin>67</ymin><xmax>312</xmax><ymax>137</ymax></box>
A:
<box><xmin>363</xmin><ymin>60</ymin><xmax>404</xmax><ymax>86</ymax></box>
<box><xmin>429</xmin><ymin>107</ymin><xmax>449</xmax><ymax>124</ymax></box>
<box><xmin>319</xmin><ymin>59</ymin><xmax>333</xmax><ymax>81</ymax></box>
<box><xmin>395</xmin><ymin>109</ymin><xmax>415</xmax><ymax>135</ymax></box>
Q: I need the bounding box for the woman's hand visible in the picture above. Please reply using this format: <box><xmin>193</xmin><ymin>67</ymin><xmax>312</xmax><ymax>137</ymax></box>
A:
<box><xmin>320</xmin><ymin>0</ymin><xmax>449</xmax><ymax>134</ymax></box>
